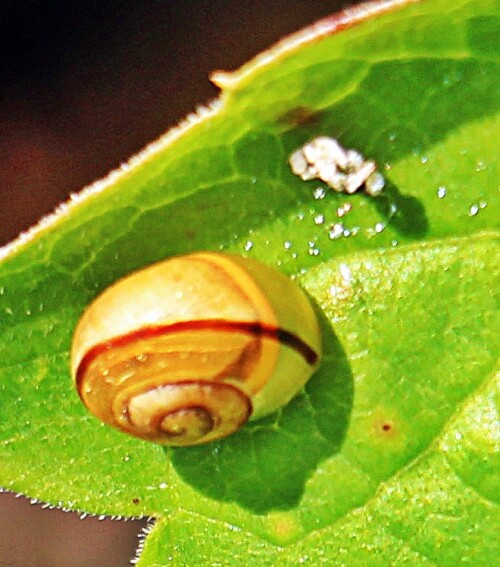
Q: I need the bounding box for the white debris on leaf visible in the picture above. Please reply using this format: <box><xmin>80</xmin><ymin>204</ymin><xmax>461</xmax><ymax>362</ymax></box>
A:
<box><xmin>289</xmin><ymin>136</ymin><xmax>385</xmax><ymax>196</ymax></box>
<box><xmin>365</xmin><ymin>171</ymin><xmax>385</xmax><ymax>196</ymax></box>
<box><xmin>343</xmin><ymin>160</ymin><xmax>376</xmax><ymax>194</ymax></box>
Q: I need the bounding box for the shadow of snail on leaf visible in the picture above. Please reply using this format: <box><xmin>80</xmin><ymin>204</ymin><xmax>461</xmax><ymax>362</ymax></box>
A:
<box><xmin>170</xmin><ymin>311</ymin><xmax>352</xmax><ymax>515</ymax></box>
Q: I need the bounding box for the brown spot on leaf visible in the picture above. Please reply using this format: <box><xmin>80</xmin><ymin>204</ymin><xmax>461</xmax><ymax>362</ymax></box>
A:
<box><xmin>278</xmin><ymin>106</ymin><xmax>324</xmax><ymax>128</ymax></box>
<box><xmin>373</xmin><ymin>418</ymin><xmax>397</xmax><ymax>439</ymax></box>
<box><xmin>370</xmin><ymin>410</ymin><xmax>405</xmax><ymax>447</ymax></box>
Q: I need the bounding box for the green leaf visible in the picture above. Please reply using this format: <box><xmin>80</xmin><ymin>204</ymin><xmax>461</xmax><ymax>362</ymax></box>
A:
<box><xmin>0</xmin><ymin>0</ymin><xmax>498</xmax><ymax>565</ymax></box>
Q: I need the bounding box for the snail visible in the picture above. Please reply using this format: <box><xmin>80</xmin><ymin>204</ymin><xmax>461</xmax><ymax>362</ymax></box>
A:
<box><xmin>71</xmin><ymin>252</ymin><xmax>322</xmax><ymax>446</ymax></box>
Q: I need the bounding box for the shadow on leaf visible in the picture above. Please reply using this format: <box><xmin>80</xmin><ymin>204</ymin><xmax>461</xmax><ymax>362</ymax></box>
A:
<box><xmin>373</xmin><ymin>179</ymin><xmax>429</xmax><ymax>239</ymax></box>
<box><xmin>169</xmin><ymin>311</ymin><xmax>352</xmax><ymax>514</ymax></box>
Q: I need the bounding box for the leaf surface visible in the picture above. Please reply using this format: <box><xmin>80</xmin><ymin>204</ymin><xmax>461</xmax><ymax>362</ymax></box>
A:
<box><xmin>0</xmin><ymin>0</ymin><xmax>498</xmax><ymax>565</ymax></box>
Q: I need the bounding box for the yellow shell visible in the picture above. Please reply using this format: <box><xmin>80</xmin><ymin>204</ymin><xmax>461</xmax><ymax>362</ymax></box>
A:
<box><xmin>71</xmin><ymin>252</ymin><xmax>322</xmax><ymax>446</ymax></box>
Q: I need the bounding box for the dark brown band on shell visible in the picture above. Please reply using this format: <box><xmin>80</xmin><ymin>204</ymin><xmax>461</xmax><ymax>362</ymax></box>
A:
<box><xmin>75</xmin><ymin>319</ymin><xmax>319</xmax><ymax>396</ymax></box>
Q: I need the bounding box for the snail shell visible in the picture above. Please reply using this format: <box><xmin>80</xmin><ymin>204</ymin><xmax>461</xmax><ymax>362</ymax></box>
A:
<box><xmin>71</xmin><ymin>252</ymin><xmax>321</xmax><ymax>446</ymax></box>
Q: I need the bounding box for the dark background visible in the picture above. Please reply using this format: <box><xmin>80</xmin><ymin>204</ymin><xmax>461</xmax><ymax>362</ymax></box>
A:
<box><xmin>0</xmin><ymin>1</ymin><xmax>357</xmax><ymax>565</ymax></box>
